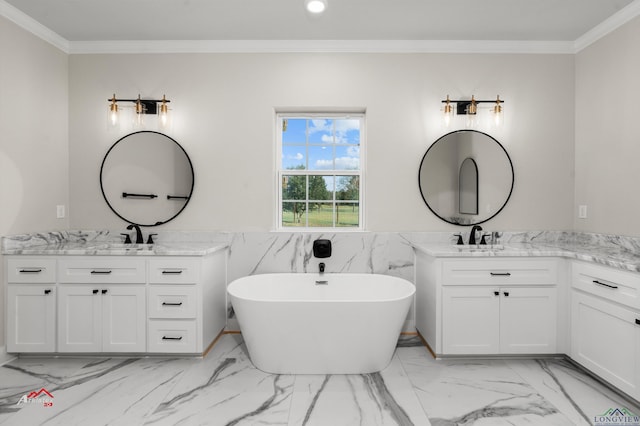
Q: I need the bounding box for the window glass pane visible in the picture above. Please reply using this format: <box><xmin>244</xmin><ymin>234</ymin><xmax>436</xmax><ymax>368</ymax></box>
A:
<box><xmin>282</xmin><ymin>202</ymin><xmax>306</xmax><ymax>227</ymax></box>
<box><xmin>308</xmin><ymin>119</ymin><xmax>333</xmax><ymax>144</ymax></box>
<box><xmin>282</xmin><ymin>145</ymin><xmax>306</xmax><ymax>169</ymax></box>
<box><xmin>308</xmin><ymin>145</ymin><xmax>334</xmax><ymax>170</ymax></box>
<box><xmin>336</xmin><ymin>203</ymin><xmax>359</xmax><ymax>227</ymax></box>
<box><xmin>282</xmin><ymin>119</ymin><xmax>306</xmax><ymax>144</ymax></box>
<box><xmin>334</xmin><ymin>145</ymin><xmax>360</xmax><ymax>170</ymax></box>
<box><xmin>335</xmin><ymin>119</ymin><xmax>361</xmax><ymax>144</ymax></box>
<box><xmin>282</xmin><ymin>175</ymin><xmax>306</xmax><ymax>200</ymax></box>
<box><xmin>278</xmin><ymin>114</ymin><xmax>362</xmax><ymax>230</ymax></box>
<box><xmin>336</xmin><ymin>176</ymin><xmax>359</xmax><ymax>200</ymax></box>
<box><xmin>308</xmin><ymin>202</ymin><xmax>334</xmax><ymax>227</ymax></box>
<box><xmin>309</xmin><ymin>175</ymin><xmax>332</xmax><ymax>201</ymax></box>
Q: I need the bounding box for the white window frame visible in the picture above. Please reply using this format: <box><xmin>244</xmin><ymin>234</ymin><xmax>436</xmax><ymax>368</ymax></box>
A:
<box><xmin>276</xmin><ymin>112</ymin><xmax>365</xmax><ymax>231</ymax></box>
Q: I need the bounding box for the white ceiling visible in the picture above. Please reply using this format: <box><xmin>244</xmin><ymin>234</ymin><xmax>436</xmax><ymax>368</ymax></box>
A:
<box><xmin>1</xmin><ymin>0</ymin><xmax>639</xmax><ymax>53</ymax></box>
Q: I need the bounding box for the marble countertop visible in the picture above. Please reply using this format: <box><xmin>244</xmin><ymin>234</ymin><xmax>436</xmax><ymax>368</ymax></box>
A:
<box><xmin>1</xmin><ymin>241</ymin><xmax>228</xmax><ymax>257</ymax></box>
<box><xmin>412</xmin><ymin>242</ymin><xmax>640</xmax><ymax>273</ymax></box>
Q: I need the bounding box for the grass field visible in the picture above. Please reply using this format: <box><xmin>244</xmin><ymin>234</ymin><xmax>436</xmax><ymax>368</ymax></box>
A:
<box><xmin>282</xmin><ymin>203</ymin><xmax>359</xmax><ymax>227</ymax></box>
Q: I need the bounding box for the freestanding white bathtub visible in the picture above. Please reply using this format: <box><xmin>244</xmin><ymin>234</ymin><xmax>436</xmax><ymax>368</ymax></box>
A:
<box><xmin>227</xmin><ymin>273</ymin><xmax>415</xmax><ymax>374</ymax></box>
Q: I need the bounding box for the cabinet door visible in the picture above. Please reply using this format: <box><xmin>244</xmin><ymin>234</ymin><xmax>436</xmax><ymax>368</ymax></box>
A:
<box><xmin>7</xmin><ymin>285</ymin><xmax>56</xmax><ymax>352</ymax></box>
<box><xmin>102</xmin><ymin>286</ymin><xmax>146</xmax><ymax>352</ymax></box>
<box><xmin>58</xmin><ymin>285</ymin><xmax>102</xmax><ymax>352</ymax></box>
<box><xmin>500</xmin><ymin>287</ymin><xmax>557</xmax><ymax>354</ymax></box>
<box><xmin>571</xmin><ymin>291</ymin><xmax>640</xmax><ymax>398</ymax></box>
<box><xmin>442</xmin><ymin>287</ymin><xmax>500</xmax><ymax>354</ymax></box>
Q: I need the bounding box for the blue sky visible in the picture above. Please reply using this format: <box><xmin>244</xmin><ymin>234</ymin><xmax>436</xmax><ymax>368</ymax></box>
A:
<box><xmin>281</xmin><ymin>118</ymin><xmax>360</xmax><ymax>170</ymax></box>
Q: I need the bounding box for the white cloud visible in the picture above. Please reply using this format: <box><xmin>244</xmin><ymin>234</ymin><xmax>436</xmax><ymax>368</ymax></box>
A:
<box><xmin>313</xmin><ymin>156</ymin><xmax>360</xmax><ymax>170</ymax></box>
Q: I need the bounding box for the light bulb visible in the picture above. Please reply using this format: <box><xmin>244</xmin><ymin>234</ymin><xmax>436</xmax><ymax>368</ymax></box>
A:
<box><xmin>492</xmin><ymin>95</ymin><xmax>503</xmax><ymax>127</ymax></box>
<box><xmin>158</xmin><ymin>95</ymin><xmax>169</xmax><ymax>130</ymax></box>
<box><xmin>107</xmin><ymin>94</ymin><xmax>119</xmax><ymax>129</ymax></box>
<box><xmin>442</xmin><ymin>95</ymin><xmax>453</xmax><ymax>127</ymax></box>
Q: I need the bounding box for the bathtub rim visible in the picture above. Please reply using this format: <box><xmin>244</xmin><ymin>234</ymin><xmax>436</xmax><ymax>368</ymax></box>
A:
<box><xmin>227</xmin><ymin>272</ymin><xmax>415</xmax><ymax>304</ymax></box>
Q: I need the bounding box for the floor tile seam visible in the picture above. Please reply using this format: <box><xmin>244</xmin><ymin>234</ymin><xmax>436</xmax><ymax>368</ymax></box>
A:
<box><xmin>393</xmin><ymin>348</ymin><xmax>433</xmax><ymax>423</ymax></box>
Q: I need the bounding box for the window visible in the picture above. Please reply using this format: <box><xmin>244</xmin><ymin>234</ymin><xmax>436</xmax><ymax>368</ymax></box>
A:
<box><xmin>277</xmin><ymin>113</ymin><xmax>364</xmax><ymax>230</ymax></box>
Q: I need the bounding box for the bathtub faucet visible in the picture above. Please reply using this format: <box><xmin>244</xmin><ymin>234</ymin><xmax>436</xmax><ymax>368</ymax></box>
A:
<box><xmin>319</xmin><ymin>262</ymin><xmax>325</xmax><ymax>274</ymax></box>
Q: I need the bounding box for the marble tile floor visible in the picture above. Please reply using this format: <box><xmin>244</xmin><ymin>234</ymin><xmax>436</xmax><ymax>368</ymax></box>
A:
<box><xmin>0</xmin><ymin>334</ymin><xmax>638</xmax><ymax>426</ymax></box>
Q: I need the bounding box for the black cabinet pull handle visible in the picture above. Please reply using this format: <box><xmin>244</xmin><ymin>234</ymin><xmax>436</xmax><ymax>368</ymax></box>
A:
<box><xmin>162</xmin><ymin>270</ymin><xmax>183</xmax><ymax>275</ymax></box>
<box><xmin>493</xmin><ymin>291</ymin><xmax>499</xmax><ymax>296</ymax></box>
<box><xmin>91</xmin><ymin>270</ymin><xmax>112</xmax><ymax>275</ymax></box>
<box><xmin>503</xmin><ymin>291</ymin><xmax>510</xmax><ymax>297</ymax></box>
<box><xmin>593</xmin><ymin>280</ymin><xmax>618</xmax><ymax>289</ymax></box>
<box><xmin>19</xmin><ymin>269</ymin><xmax>42</xmax><ymax>273</ymax></box>
<box><xmin>44</xmin><ymin>289</ymin><xmax>52</xmax><ymax>295</ymax></box>
<box><xmin>162</xmin><ymin>302</ymin><xmax>183</xmax><ymax>306</ymax></box>
<box><xmin>93</xmin><ymin>289</ymin><xmax>99</xmax><ymax>294</ymax></box>
<box><xmin>162</xmin><ymin>336</ymin><xmax>183</xmax><ymax>341</ymax></box>
<box><xmin>490</xmin><ymin>272</ymin><xmax>511</xmax><ymax>276</ymax></box>
<box><xmin>101</xmin><ymin>289</ymin><xmax>108</xmax><ymax>294</ymax></box>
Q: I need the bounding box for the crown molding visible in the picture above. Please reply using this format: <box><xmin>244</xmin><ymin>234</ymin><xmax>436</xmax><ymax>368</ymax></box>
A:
<box><xmin>0</xmin><ymin>0</ymin><xmax>69</xmax><ymax>52</ymax></box>
<box><xmin>574</xmin><ymin>0</ymin><xmax>640</xmax><ymax>52</ymax></box>
<box><xmin>68</xmin><ymin>39</ymin><xmax>575</xmax><ymax>55</ymax></box>
<box><xmin>2</xmin><ymin>0</ymin><xmax>640</xmax><ymax>55</ymax></box>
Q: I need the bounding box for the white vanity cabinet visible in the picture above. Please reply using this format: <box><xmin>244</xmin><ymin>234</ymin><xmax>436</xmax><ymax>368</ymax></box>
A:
<box><xmin>4</xmin><ymin>248</ymin><xmax>227</xmax><ymax>355</ymax></box>
<box><xmin>416</xmin><ymin>252</ymin><xmax>560</xmax><ymax>356</ymax></box>
<box><xmin>57</xmin><ymin>257</ymin><xmax>147</xmax><ymax>352</ymax></box>
<box><xmin>146</xmin><ymin>256</ymin><xmax>226</xmax><ymax>354</ymax></box>
<box><xmin>570</xmin><ymin>261</ymin><xmax>640</xmax><ymax>400</ymax></box>
<box><xmin>6</xmin><ymin>258</ymin><xmax>57</xmax><ymax>352</ymax></box>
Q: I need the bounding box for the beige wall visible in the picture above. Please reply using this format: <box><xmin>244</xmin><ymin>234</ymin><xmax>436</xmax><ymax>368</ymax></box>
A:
<box><xmin>69</xmin><ymin>52</ymin><xmax>575</xmax><ymax>232</ymax></box>
<box><xmin>0</xmin><ymin>16</ymin><xmax>69</xmax><ymax>348</ymax></box>
<box><xmin>575</xmin><ymin>16</ymin><xmax>640</xmax><ymax>237</ymax></box>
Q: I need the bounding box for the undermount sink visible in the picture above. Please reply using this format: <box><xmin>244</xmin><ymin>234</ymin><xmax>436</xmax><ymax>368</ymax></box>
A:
<box><xmin>91</xmin><ymin>243</ymin><xmax>155</xmax><ymax>251</ymax></box>
<box><xmin>451</xmin><ymin>244</ymin><xmax>504</xmax><ymax>251</ymax></box>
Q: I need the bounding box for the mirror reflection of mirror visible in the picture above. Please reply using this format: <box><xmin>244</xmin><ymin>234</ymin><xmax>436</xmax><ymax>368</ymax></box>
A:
<box><xmin>419</xmin><ymin>130</ymin><xmax>514</xmax><ymax>226</ymax></box>
<box><xmin>100</xmin><ymin>131</ymin><xmax>194</xmax><ymax>226</ymax></box>
<box><xmin>459</xmin><ymin>157</ymin><xmax>478</xmax><ymax>215</ymax></box>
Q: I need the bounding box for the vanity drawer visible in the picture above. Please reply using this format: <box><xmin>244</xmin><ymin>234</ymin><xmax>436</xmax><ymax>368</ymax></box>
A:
<box><xmin>7</xmin><ymin>258</ymin><xmax>57</xmax><ymax>283</ymax></box>
<box><xmin>147</xmin><ymin>320</ymin><xmax>197</xmax><ymax>353</ymax></box>
<box><xmin>148</xmin><ymin>285</ymin><xmax>197</xmax><ymax>319</ymax></box>
<box><xmin>442</xmin><ymin>258</ymin><xmax>558</xmax><ymax>286</ymax></box>
<box><xmin>58</xmin><ymin>257</ymin><xmax>145</xmax><ymax>283</ymax></box>
<box><xmin>148</xmin><ymin>258</ymin><xmax>200</xmax><ymax>284</ymax></box>
<box><xmin>572</xmin><ymin>261</ymin><xmax>640</xmax><ymax>309</ymax></box>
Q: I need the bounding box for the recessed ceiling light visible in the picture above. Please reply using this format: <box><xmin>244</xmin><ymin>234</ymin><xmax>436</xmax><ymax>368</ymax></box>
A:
<box><xmin>306</xmin><ymin>0</ymin><xmax>327</xmax><ymax>14</ymax></box>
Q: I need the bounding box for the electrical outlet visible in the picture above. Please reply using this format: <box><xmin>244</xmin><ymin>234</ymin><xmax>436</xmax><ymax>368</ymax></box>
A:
<box><xmin>56</xmin><ymin>205</ymin><xmax>65</xmax><ymax>219</ymax></box>
<box><xmin>578</xmin><ymin>205</ymin><xmax>587</xmax><ymax>219</ymax></box>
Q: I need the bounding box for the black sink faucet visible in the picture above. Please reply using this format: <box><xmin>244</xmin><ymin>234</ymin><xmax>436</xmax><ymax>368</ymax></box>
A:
<box><xmin>126</xmin><ymin>223</ymin><xmax>144</xmax><ymax>244</ymax></box>
<box><xmin>468</xmin><ymin>225</ymin><xmax>483</xmax><ymax>245</ymax></box>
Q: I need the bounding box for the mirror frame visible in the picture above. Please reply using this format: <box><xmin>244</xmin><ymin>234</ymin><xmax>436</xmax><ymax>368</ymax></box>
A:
<box><xmin>418</xmin><ymin>129</ymin><xmax>514</xmax><ymax>226</ymax></box>
<box><xmin>99</xmin><ymin>130</ymin><xmax>195</xmax><ymax>227</ymax></box>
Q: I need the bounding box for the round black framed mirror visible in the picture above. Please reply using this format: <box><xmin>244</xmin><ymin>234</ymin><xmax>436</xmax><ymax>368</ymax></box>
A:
<box><xmin>418</xmin><ymin>130</ymin><xmax>514</xmax><ymax>226</ymax></box>
<box><xmin>100</xmin><ymin>131</ymin><xmax>194</xmax><ymax>226</ymax></box>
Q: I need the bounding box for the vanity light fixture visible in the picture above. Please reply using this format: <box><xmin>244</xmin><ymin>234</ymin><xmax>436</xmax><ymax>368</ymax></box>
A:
<box><xmin>493</xmin><ymin>95</ymin><xmax>504</xmax><ymax>127</ymax></box>
<box><xmin>108</xmin><ymin>94</ymin><xmax>119</xmax><ymax>128</ymax></box>
<box><xmin>107</xmin><ymin>94</ymin><xmax>172</xmax><ymax>130</ymax></box>
<box><xmin>305</xmin><ymin>0</ymin><xmax>327</xmax><ymax>14</ymax></box>
<box><xmin>441</xmin><ymin>95</ymin><xmax>505</xmax><ymax>128</ymax></box>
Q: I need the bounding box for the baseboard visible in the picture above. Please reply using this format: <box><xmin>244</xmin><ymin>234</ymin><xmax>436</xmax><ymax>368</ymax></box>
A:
<box><xmin>0</xmin><ymin>346</ymin><xmax>16</xmax><ymax>366</ymax></box>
